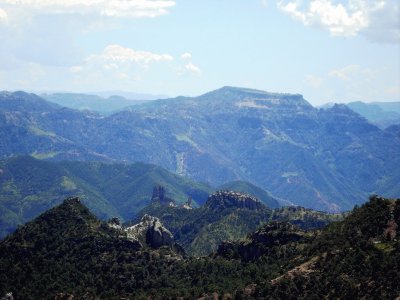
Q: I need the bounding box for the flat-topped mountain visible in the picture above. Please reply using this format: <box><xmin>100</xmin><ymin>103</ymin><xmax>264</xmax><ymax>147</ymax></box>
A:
<box><xmin>0</xmin><ymin>88</ymin><xmax>399</xmax><ymax>211</ymax></box>
<box><xmin>197</xmin><ymin>86</ymin><xmax>313</xmax><ymax>108</ymax></box>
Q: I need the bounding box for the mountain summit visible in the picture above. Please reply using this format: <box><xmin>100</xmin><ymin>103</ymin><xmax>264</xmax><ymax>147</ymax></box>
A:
<box><xmin>197</xmin><ymin>86</ymin><xmax>314</xmax><ymax>110</ymax></box>
<box><xmin>0</xmin><ymin>89</ymin><xmax>399</xmax><ymax>212</ymax></box>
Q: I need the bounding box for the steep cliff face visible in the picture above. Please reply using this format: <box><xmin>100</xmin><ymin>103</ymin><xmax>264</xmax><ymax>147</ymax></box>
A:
<box><xmin>125</xmin><ymin>214</ymin><xmax>174</xmax><ymax>248</ymax></box>
<box><xmin>205</xmin><ymin>191</ymin><xmax>265</xmax><ymax>211</ymax></box>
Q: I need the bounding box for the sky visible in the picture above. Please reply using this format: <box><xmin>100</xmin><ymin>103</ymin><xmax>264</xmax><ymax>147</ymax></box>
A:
<box><xmin>0</xmin><ymin>0</ymin><xmax>399</xmax><ymax>105</ymax></box>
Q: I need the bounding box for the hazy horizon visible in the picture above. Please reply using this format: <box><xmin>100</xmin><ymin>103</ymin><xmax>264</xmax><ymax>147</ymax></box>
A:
<box><xmin>0</xmin><ymin>1</ymin><xmax>399</xmax><ymax>105</ymax></box>
<box><xmin>2</xmin><ymin>86</ymin><xmax>399</xmax><ymax>107</ymax></box>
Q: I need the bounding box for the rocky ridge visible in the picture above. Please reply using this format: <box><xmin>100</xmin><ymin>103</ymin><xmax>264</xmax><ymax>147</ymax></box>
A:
<box><xmin>2</xmin><ymin>88</ymin><xmax>399</xmax><ymax>212</ymax></box>
<box><xmin>125</xmin><ymin>214</ymin><xmax>174</xmax><ymax>248</ymax></box>
<box><xmin>0</xmin><ymin>195</ymin><xmax>399</xmax><ymax>299</ymax></box>
<box><xmin>205</xmin><ymin>190</ymin><xmax>264</xmax><ymax>211</ymax></box>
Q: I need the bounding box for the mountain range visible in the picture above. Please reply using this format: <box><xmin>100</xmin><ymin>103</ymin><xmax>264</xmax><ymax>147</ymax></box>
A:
<box><xmin>40</xmin><ymin>93</ymin><xmax>147</xmax><ymax>115</ymax></box>
<box><xmin>1</xmin><ymin>87</ymin><xmax>399</xmax><ymax>212</ymax></box>
<box><xmin>346</xmin><ymin>101</ymin><xmax>400</xmax><ymax>128</ymax></box>
<box><xmin>0</xmin><ymin>155</ymin><xmax>214</xmax><ymax>239</ymax></box>
<box><xmin>0</xmin><ymin>195</ymin><xmax>398</xmax><ymax>299</ymax></box>
<box><xmin>0</xmin><ymin>155</ymin><xmax>286</xmax><ymax>239</ymax></box>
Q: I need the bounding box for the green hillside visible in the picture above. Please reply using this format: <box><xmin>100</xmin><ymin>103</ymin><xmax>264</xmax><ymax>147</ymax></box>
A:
<box><xmin>0</xmin><ymin>195</ymin><xmax>398</xmax><ymax>299</ymax></box>
<box><xmin>2</xmin><ymin>89</ymin><xmax>399</xmax><ymax>212</ymax></box>
<box><xmin>0</xmin><ymin>155</ymin><xmax>212</xmax><ymax>239</ymax></box>
<box><xmin>137</xmin><ymin>191</ymin><xmax>342</xmax><ymax>256</ymax></box>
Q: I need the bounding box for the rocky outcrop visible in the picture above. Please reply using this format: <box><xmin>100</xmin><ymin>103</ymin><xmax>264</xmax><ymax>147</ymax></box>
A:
<box><xmin>0</xmin><ymin>293</ymin><xmax>14</xmax><ymax>300</ymax></box>
<box><xmin>205</xmin><ymin>191</ymin><xmax>264</xmax><ymax>211</ymax></box>
<box><xmin>216</xmin><ymin>222</ymin><xmax>308</xmax><ymax>261</ymax></box>
<box><xmin>63</xmin><ymin>196</ymin><xmax>81</xmax><ymax>206</ymax></box>
<box><xmin>107</xmin><ymin>217</ymin><xmax>122</xmax><ymax>230</ymax></box>
<box><xmin>125</xmin><ymin>214</ymin><xmax>174</xmax><ymax>248</ymax></box>
<box><xmin>151</xmin><ymin>185</ymin><xmax>176</xmax><ymax>207</ymax></box>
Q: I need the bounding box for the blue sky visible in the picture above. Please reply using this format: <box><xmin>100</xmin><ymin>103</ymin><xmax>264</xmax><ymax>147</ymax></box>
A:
<box><xmin>0</xmin><ymin>0</ymin><xmax>399</xmax><ymax>105</ymax></box>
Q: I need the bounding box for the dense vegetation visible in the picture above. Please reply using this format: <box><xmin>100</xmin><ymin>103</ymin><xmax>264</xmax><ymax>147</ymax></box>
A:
<box><xmin>1</xmin><ymin>89</ymin><xmax>399</xmax><ymax>211</ymax></box>
<box><xmin>253</xmin><ymin>196</ymin><xmax>400</xmax><ymax>299</ymax></box>
<box><xmin>0</xmin><ymin>155</ymin><xmax>212</xmax><ymax>238</ymax></box>
<box><xmin>0</xmin><ymin>195</ymin><xmax>398</xmax><ymax>299</ymax></box>
<box><xmin>136</xmin><ymin>191</ymin><xmax>342</xmax><ymax>256</ymax></box>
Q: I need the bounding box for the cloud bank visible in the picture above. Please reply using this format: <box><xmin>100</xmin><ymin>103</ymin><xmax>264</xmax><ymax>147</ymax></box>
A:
<box><xmin>70</xmin><ymin>45</ymin><xmax>201</xmax><ymax>82</ymax></box>
<box><xmin>277</xmin><ymin>0</ymin><xmax>399</xmax><ymax>43</ymax></box>
<box><xmin>1</xmin><ymin>0</ymin><xmax>176</xmax><ymax>18</ymax></box>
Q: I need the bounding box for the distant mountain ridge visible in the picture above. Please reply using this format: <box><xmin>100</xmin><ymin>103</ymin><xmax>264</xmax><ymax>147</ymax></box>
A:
<box><xmin>346</xmin><ymin>101</ymin><xmax>400</xmax><ymax>128</ymax></box>
<box><xmin>41</xmin><ymin>93</ymin><xmax>147</xmax><ymax>114</ymax></box>
<box><xmin>321</xmin><ymin>100</ymin><xmax>400</xmax><ymax>128</ymax></box>
<box><xmin>0</xmin><ymin>155</ymin><xmax>212</xmax><ymax>239</ymax></box>
<box><xmin>0</xmin><ymin>156</ymin><xmax>283</xmax><ymax>240</ymax></box>
<box><xmin>0</xmin><ymin>87</ymin><xmax>399</xmax><ymax>211</ymax></box>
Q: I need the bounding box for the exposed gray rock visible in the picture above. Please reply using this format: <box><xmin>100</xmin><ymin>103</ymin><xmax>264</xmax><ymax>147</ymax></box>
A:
<box><xmin>0</xmin><ymin>292</ymin><xmax>13</xmax><ymax>300</ymax></box>
<box><xmin>125</xmin><ymin>214</ymin><xmax>173</xmax><ymax>248</ymax></box>
<box><xmin>108</xmin><ymin>217</ymin><xmax>122</xmax><ymax>230</ymax></box>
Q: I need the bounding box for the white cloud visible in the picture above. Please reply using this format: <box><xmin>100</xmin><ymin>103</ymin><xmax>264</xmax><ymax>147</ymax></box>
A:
<box><xmin>178</xmin><ymin>52</ymin><xmax>201</xmax><ymax>75</ymax></box>
<box><xmin>0</xmin><ymin>8</ymin><xmax>8</xmax><ymax>23</ymax></box>
<box><xmin>71</xmin><ymin>45</ymin><xmax>174</xmax><ymax>78</ymax></box>
<box><xmin>2</xmin><ymin>0</ymin><xmax>176</xmax><ymax>18</ymax></box>
<box><xmin>277</xmin><ymin>0</ymin><xmax>399</xmax><ymax>43</ymax></box>
<box><xmin>329</xmin><ymin>64</ymin><xmax>379</xmax><ymax>81</ymax></box>
<box><xmin>329</xmin><ymin>64</ymin><xmax>360</xmax><ymax>80</ymax></box>
<box><xmin>385</xmin><ymin>86</ymin><xmax>400</xmax><ymax>96</ymax></box>
<box><xmin>90</xmin><ymin>44</ymin><xmax>174</xmax><ymax>65</ymax></box>
<box><xmin>181</xmin><ymin>52</ymin><xmax>192</xmax><ymax>60</ymax></box>
<box><xmin>361</xmin><ymin>0</ymin><xmax>400</xmax><ymax>43</ymax></box>
<box><xmin>184</xmin><ymin>62</ymin><xmax>201</xmax><ymax>75</ymax></box>
<box><xmin>67</xmin><ymin>44</ymin><xmax>203</xmax><ymax>86</ymax></box>
<box><xmin>304</xmin><ymin>74</ymin><xmax>323</xmax><ymax>88</ymax></box>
